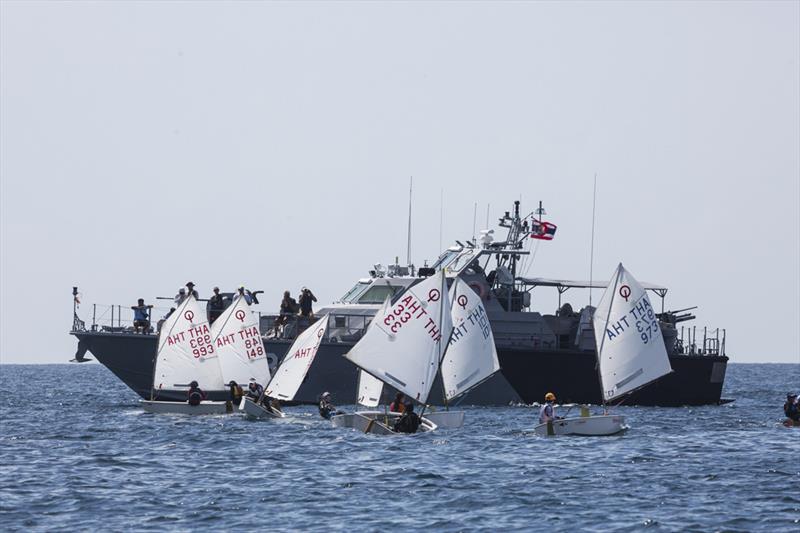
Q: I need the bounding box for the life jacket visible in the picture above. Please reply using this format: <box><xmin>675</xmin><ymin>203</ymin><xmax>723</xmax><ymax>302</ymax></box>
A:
<box><xmin>389</xmin><ymin>401</ymin><xmax>405</xmax><ymax>413</ymax></box>
<box><xmin>539</xmin><ymin>403</ymin><xmax>554</xmax><ymax>424</ymax></box>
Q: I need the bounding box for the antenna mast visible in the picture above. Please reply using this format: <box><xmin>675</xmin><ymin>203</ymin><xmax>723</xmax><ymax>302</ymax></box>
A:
<box><xmin>406</xmin><ymin>176</ymin><xmax>413</xmax><ymax>265</ymax></box>
<box><xmin>589</xmin><ymin>173</ymin><xmax>597</xmax><ymax>307</ymax></box>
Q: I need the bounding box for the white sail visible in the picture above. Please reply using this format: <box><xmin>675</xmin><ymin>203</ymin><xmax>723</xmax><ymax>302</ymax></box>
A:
<box><xmin>265</xmin><ymin>315</ymin><xmax>328</xmax><ymax>401</ymax></box>
<box><xmin>357</xmin><ymin>370</ymin><xmax>384</xmax><ymax>407</ymax></box>
<box><xmin>593</xmin><ymin>263</ymin><xmax>673</xmax><ymax>402</ymax></box>
<box><xmin>210</xmin><ymin>296</ymin><xmax>270</xmax><ymax>387</ymax></box>
<box><xmin>441</xmin><ymin>278</ymin><xmax>501</xmax><ymax>401</ymax></box>
<box><xmin>154</xmin><ymin>295</ymin><xmax>224</xmax><ymax>392</ymax></box>
<box><xmin>344</xmin><ymin>270</ymin><xmax>453</xmax><ymax>404</ymax></box>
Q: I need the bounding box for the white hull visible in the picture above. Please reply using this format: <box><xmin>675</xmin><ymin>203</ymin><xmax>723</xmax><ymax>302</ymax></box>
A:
<box><xmin>331</xmin><ymin>411</ymin><xmax>437</xmax><ymax>435</ymax></box>
<box><xmin>423</xmin><ymin>410</ymin><xmax>465</xmax><ymax>429</ymax></box>
<box><xmin>533</xmin><ymin>415</ymin><xmax>627</xmax><ymax>437</ymax></box>
<box><xmin>239</xmin><ymin>397</ymin><xmax>285</xmax><ymax>419</ymax></box>
<box><xmin>140</xmin><ymin>400</ymin><xmax>233</xmax><ymax>415</ymax></box>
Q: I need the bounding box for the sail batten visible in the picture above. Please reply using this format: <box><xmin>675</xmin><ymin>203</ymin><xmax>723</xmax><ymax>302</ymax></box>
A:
<box><xmin>593</xmin><ymin>264</ymin><xmax>672</xmax><ymax>402</ymax></box>
<box><xmin>210</xmin><ymin>296</ymin><xmax>270</xmax><ymax>387</ymax></box>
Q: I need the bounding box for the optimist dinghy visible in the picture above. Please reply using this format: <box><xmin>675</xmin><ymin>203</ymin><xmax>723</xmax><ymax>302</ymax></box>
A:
<box><xmin>237</xmin><ymin>314</ymin><xmax>330</xmax><ymax>419</ymax></box>
<box><xmin>141</xmin><ymin>295</ymin><xmax>230</xmax><ymax>415</ymax></box>
<box><xmin>533</xmin><ymin>264</ymin><xmax>672</xmax><ymax>436</ymax></box>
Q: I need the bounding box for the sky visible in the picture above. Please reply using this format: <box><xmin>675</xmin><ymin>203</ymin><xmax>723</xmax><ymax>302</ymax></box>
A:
<box><xmin>1</xmin><ymin>1</ymin><xmax>798</xmax><ymax>364</ymax></box>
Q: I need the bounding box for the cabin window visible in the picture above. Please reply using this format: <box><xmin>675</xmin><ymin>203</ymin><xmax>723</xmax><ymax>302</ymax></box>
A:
<box><xmin>357</xmin><ymin>285</ymin><xmax>400</xmax><ymax>304</ymax></box>
<box><xmin>339</xmin><ymin>281</ymin><xmax>370</xmax><ymax>303</ymax></box>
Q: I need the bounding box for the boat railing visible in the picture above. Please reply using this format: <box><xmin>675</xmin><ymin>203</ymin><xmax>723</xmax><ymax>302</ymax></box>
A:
<box><xmin>260</xmin><ymin>312</ymin><xmax>372</xmax><ymax>343</ymax></box>
<box><xmin>72</xmin><ymin>303</ymin><xmax>177</xmax><ymax>334</ymax></box>
<box><xmin>674</xmin><ymin>325</ymin><xmax>726</xmax><ymax>356</ymax></box>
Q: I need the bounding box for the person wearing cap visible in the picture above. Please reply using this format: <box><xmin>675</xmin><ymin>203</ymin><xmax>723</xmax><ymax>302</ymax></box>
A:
<box><xmin>299</xmin><ymin>287</ymin><xmax>317</xmax><ymax>318</ymax></box>
<box><xmin>185</xmin><ymin>282</ymin><xmax>199</xmax><ymax>300</ymax></box>
<box><xmin>246</xmin><ymin>378</ymin><xmax>264</xmax><ymax>401</ymax></box>
<box><xmin>539</xmin><ymin>392</ymin><xmax>558</xmax><ymax>424</ymax></box>
<box><xmin>393</xmin><ymin>400</ymin><xmax>421</xmax><ymax>433</ymax></box>
<box><xmin>174</xmin><ymin>288</ymin><xmax>187</xmax><ymax>306</ymax></box>
<box><xmin>318</xmin><ymin>391</ymin><xmax>342</xmax><ymax>420</ymax></box>
<box><xmin>187</xmin><ymin>380</ymin><xmax>206</xmax><ymax>406</ymax></box>
<box><xmin>784</xmin><ymin>393</ymin><xmax>799</xmax><ymax>423</ymax></box>
<box><xmin>208</xmin><ymin>286</ymin><xmax>225</xmax><ymax>323</ymax></box>
<box><xmin>131</xmin><ymin>298</ymin><xmax>153</xmax><ymax>334</ymax></box>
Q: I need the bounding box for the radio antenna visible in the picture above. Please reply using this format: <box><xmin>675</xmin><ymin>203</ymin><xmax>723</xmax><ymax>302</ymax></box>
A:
<box><xmin>406</xmin><ymin>176</ymin><xmax>413</xmax><ymax>265</ymax></box>
<box><xmin>589</xmin><ymin>173</ymin><xmax>597</xmax><ymax>307</ymax></box>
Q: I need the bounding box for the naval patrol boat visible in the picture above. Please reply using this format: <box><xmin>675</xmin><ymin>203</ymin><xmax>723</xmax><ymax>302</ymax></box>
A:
<box><xmin>70</xmin><ymin>200</ymin><xmax>730</xmax><ymax>406</ymax></box>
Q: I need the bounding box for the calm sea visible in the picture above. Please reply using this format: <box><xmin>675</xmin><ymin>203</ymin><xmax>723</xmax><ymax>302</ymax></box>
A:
<box><xmin>0</xmin><ymin>363</ymin><xmax>798</xmax><ymax>531</ymax></box>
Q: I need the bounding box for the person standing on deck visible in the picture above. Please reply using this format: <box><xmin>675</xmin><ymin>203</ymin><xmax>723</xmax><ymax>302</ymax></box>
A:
<box><xmin>185</xmin><ymin>281</ymin><xmax>199</xmax><ymax>300</ymax></box>
<box><xmin>539</xmin><ymin>392</ymin><xmax>558</xmax><ymax>424</ymax></box>
<box><xmin>208</xmin><ymin>287</ymin><xmax>225</xmax><ymax>323</ymax></box>
<box><xmin>299</xmin><ymin>287</ymin><xmax>317</xmax><ymax>318</ymax></box>
<box><xmin>174</xmin><ymin>288</ymin><xmax>186</xmax><ymax>306</ymax></box>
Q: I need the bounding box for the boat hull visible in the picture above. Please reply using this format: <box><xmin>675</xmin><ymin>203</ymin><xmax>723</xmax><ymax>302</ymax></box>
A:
<box><xmin>239</xmin><ymin>397</ymin><xmax>285</xmax><ymax>419</ymax></box>
<box><xmin>331</xmin><ymin>411</ymin><xmax>437</xmax><ymax>434</ymax></box>
<box><xmin>72</xmin><ymin>331</ymin><xmax>728</xmax><ymax>406</ymax></box>
<box><xmin>140</xmin><ymin>400</ymin><xmax>233</xmax><ymax>415</ymax></box>
<box><xmin>532</xmin><ymin>415</ymin><xmax>628</xmax><ymax>436</ymax></box>
<box><xmin>499</xmin><ymin>348</ymin><xmax>728</xmax><ymax>406</ymax></box>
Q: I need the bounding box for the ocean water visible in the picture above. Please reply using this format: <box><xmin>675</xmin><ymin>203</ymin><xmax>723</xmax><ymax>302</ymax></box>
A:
<box><xmin>0</xmin><ymin>363</ymin><xmax>798</xmax><ymax>532</ymax></box>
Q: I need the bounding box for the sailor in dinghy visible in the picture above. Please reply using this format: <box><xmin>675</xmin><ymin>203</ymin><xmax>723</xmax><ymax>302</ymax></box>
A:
<box><xmin>140</xmin><ymin>295</ymin><xmax>232</xmax><ymax>415</ymax></box>
<box><xmin>533</xmin><ymin>263</ymin><xmax>673</xmax><ymax>436</ymax></box>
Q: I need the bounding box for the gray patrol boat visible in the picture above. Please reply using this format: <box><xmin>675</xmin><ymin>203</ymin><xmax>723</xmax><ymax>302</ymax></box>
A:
<box><xmin>70</xmin><ymin>200</ymin><xmax>729</xmax><ymax>406</ymax></box>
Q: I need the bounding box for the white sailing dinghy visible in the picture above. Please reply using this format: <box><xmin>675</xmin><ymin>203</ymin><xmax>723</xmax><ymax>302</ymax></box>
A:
<box><xmin>332</xmin><ymin>271</ymin><xmax>452</xmax><ymax>434</ymax></box>
<box><xmin>141</xmin><ymin>295</ymin><xmax>231</xmax><ymax>415</ymax></box>
<box><xmin>208</xmin><ymin>295</ymin><xmax>281</xmax><ymax>419</ymax></box>
<box><xmin>239</xmin><ymin>314</ymin><xmax>330</xmax><ymax>419</ymax></box>
<box><xmin>427</xmin><ymin>277</ymin><xmax>503</xmax><ymax>429</ymax></box>
<box><xmin>533</xmin><ymin>263</ymin><xmax>673</xmax><ymax>436</ymax></box>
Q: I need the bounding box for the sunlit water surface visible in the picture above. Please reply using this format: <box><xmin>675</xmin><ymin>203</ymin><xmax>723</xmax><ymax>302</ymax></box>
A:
<box><xmin>1</xmin><ymin>363</ymin><xmax>798</xmax><ymax>531</ymax></box>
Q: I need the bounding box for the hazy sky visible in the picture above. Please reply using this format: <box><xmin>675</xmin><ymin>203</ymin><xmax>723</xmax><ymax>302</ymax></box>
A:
<box><xmin>1</xmin><ymin>1</ymin><xmax>798</xmax><ymax>364</ymax></box>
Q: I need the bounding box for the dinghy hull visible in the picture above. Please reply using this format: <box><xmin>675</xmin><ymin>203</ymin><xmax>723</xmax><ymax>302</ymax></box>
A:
<box><xmin>140</xmin><ymin>400</ymin><xmax>233</xmax><ymax>415</ymax></box>
<box><xmin>331</xmin><ymin>411</ymin><xmax>437</xmax><ymax>434</ymax></box>
<box><xmin>533</xmin><ymin>415</ymin><xmax>627</xmax><ymax>437</ymax></box>
<box><xmin>239</xmin><ymin>397</ymin><xmax>285</xmax><ymax>419</ymax></box>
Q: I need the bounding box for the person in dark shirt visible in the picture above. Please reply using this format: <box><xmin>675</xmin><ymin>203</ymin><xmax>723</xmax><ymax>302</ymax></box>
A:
<box><xmin>185</xmin><ymin>281</ymin><xmax>199</xmax><ymax>299</ymax></box>
<box><xmin>247</xmin><ymin>378</ymin><xmax>264</xmax><ymax>401</ymax></box>
<box><xmin>393</xmin><ymin>400</ymin><xmax>421</xmax><ymax>433</ymax></box>
<box><xmin>209</xmin><ymin>287</ymin><xmax>225</xmax><ymax>323</ymax></box>
<box><xmin>228</xmin><ymin>380</ymin><xmax>243</xmax><ymax>403</ymax></box>
<box><xmin>299</xmin><ymin>287</ymin><xmax>317</xmax><ymax>318</ymax></box>
<box><xmin>389</xmin><ymin>392</ymin><xmax>406</xmax><ymax>413</ymax></box>
<box><xmin>280</xmin><ymin>291</ymin><xmax>299</xmax><ymax>315</ymax></box>
<box><xmin>187</xmin><ymin>381</ymin><xmax>206</xmax><ymax>406</ymax></box>
<box><xmin>784</xmin><ymin>393</ymin><xmax>799</xmax><ymax>423</ymax></box>
<box><xmin>318</xmin><ymin>392</ymin><xmax>342</xmax><ymax>420</ymax></box>
<box><xmin>131</xmin><ymin>298</ymin><xmax>153</xmax><ymax>333</ymax></box>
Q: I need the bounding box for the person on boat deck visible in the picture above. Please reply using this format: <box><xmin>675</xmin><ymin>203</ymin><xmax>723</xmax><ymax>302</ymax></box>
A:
<box><xmin>185</xmin><ymin>281</ymin><xmax>199</xmax><ymax>300</ymax></box>
<box><xmin>539</xmin><ymin>392</ymin><xmax>560</xmax><ymax>424</ymax></box>
<box><xmin>784</xmin><ymin>393</ymin><xmax>800</xmax><ymax>422</ymax></box>
<box><xmin>187</xmin><ymin>381</ymin><xmax>206</xmax><ymax>406</ymax></box>
<box><xmin>131</xmin><ymin>298</ymin><xmax>153</xmax><ymax>334</ymax></box>
<box><xmin>280</xmin><ymin>291</ymin><xmax>299</xmax><ymax>316</ymax></box>
<box><xmin>389</xmin><ymin>392</ymin><xmax>406</xmax><ymax>413</ymax></box>
<box><xmin>299</xmin><ymin>287</ymin><xmax>317</xmax><ymax>318</ymax></box>
<box><xmin>246</xmin><ymin>378</ymin><xmax>264</xmax><ymax>401</ymax></box>
<box><xmin>174</xmin><ymin>288</ymin><xmax>186</xmax><ymax>306</ymax></box>
<box><xmin>228</xmin><ymin>381</ymin><xmax>243</xmax><ymax>403</ymax></box>
<box><xmin>393</xmin><ymin>400</ymin><xmax>422</xmax><ymax>434</ymax></box>
<box><xmin>318</xmin><ymin>392</ymin><xmax>343</xmax><ymax>419</ymax></box>
<box><xmin>208</xmin><ymin>287</ymin><xmax>226</xmax><ymax>323</ymax></box>
<box><xmin>236</xmin><ymin>286</ymin><xmax>253</xmax><ymax>305</ymax></box>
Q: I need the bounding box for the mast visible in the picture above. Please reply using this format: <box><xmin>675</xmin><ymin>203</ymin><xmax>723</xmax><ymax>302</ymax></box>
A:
<box><xmin>406</xmin><ymin>176</ymin><xmax>413</xmax><ymax>266</ymax></box>
<box><xmin>589</xmin><ymin>173</ymin><xmax>597</xmax><ymax>307</ymax></box>
<box><xmin>594</xmin><ymin>265</ymin><xmax>622</xmax><ymax>410</ymax></box>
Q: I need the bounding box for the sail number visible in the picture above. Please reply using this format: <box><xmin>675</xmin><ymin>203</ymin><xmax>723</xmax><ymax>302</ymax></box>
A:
<box><xmin>634</xmin><ymin>308</ymin><xmax>660</xmax><ymax>345</ymax></box>
<box><xmin>190</xmin><ymin>334</ymin><xmax>215</xmax><ymax>358</ymax></box>
<box><xmin>244</xmin><ymin>338</ymin><xmax>264</xmax><ymax>359</ymax></box>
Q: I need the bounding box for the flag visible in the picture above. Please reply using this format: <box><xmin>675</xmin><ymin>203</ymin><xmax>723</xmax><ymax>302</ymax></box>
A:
<box><xmin>530</xmin><ymin>219</ymin><xmax>557</xmax><ymax>240</ymax></box>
